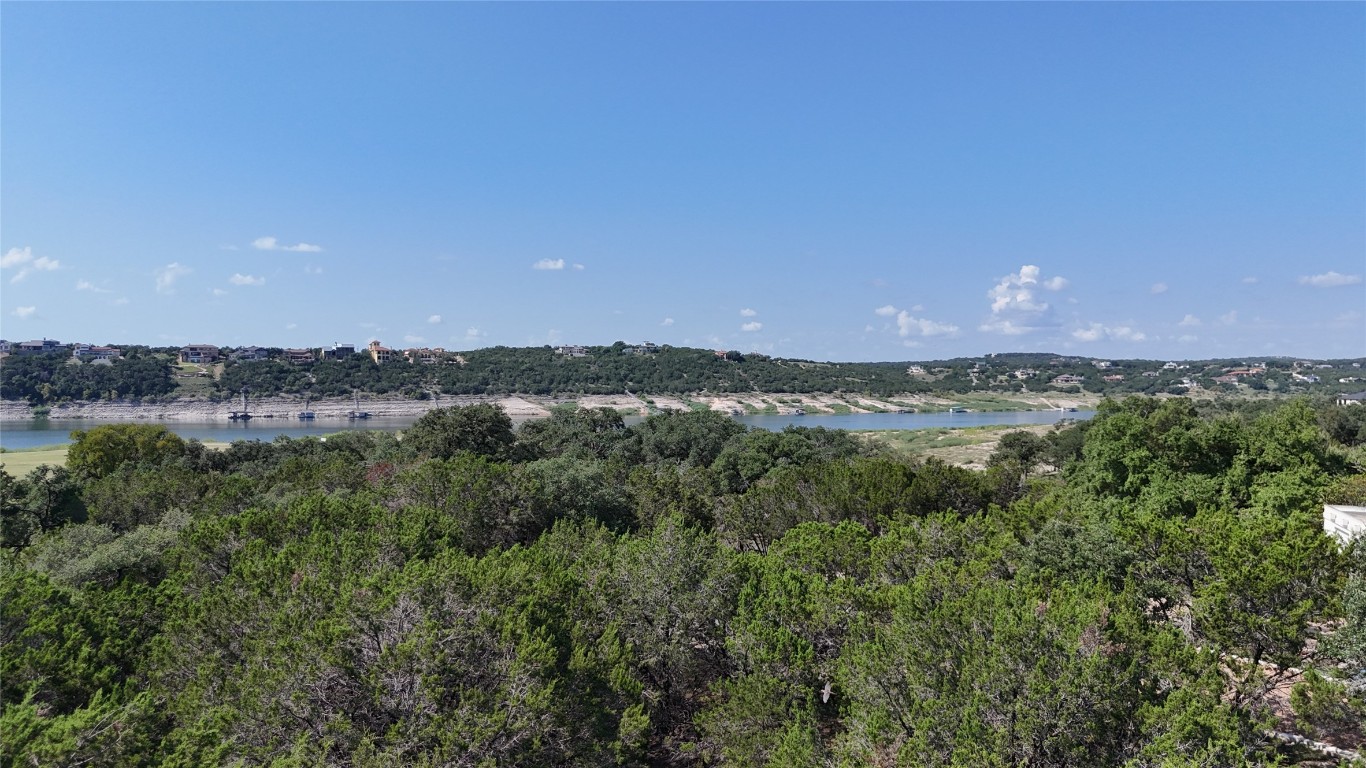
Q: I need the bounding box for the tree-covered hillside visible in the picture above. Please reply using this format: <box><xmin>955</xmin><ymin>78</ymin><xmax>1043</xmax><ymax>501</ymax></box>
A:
<box><xmin>3</xmin><ymin>344</ymin><xmax>1364</xmax><ymax>404</ymax></box>
<box><xmin>3</xmin><ymin>397</ymin><xmax>1365</xmax><ymax>765</ymax></box>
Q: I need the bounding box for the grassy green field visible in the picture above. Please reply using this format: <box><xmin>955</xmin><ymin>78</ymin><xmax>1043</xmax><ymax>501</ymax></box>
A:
<box><xmin>857</xmin><ymin>423</ymin><xmax>1055</xmax><ymax>467</ymax></box>
<box><xmin>0</xmin><ymin>445</ymin><xmax>70</xmax><ymax>474</ymax></box>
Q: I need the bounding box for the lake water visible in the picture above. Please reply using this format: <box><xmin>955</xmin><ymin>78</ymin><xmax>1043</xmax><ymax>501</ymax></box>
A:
<box><xmin>0</xmin><ymin>410</ymin><xmax>1093</xmax><ymax>451</ymax></box>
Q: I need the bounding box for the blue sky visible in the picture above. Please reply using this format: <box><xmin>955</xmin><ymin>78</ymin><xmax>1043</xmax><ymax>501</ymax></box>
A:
<box><xmin>3</xmin><ymin>3</ymin><xmax>1363</xmax><ymax>362</ymax></box>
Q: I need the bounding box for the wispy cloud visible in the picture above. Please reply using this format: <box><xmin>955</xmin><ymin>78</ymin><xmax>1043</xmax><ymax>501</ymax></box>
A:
<box><xmin>253</xmin><ymin>236</ymin><xmax>322</xmax><ymax>253</ymax></box>
<box><xmin>1151</xmin><ymin>282</ymin><xmax>1168</xmax><ymax>294</ymax></box>
<box><xmin>3</xmin><ymin>246</ymin><xmax>61</xmax><ymax>283</ymax></box>
<box><xmin>1299</xmin><ymin>271</ymin><xmax>1362</xmax><ymax>288</ymax></box>
<box><xmin>1219</xmin><ymin>310</ymin><xmax>1238</xmax><ymax>325</ymax></box>
<box><xmin>229</xmin><ymin>273</ymin><xmax>265</xmax><ymax>286</ymax></box>
<box><xmin>1072</xmin><ymin>323</ymin><xmax>1147</xmax><ymax>342</ymax></box>
<box><xmin>211</xmin><ymin>288</ymin><xmax>229</xmax><ymax>297</ymax></box>
<box><xmin>661</xmin><ymin>317</ymin><xmax>674</xmax><ymax>326</ymax></box>
<box><xmin>12</xmin><ymin>306</ymin><xmax>36</xmax><ymax>319</ymax></box>
<box><xmin>1</xmin><ymin>247</ymin><xmax>33</xmax><ymax>268</ymax></box>
<box><xmin>427</xmin><ymin>314</ymin><xmax>442</xmax><ymax>325</ymax></box>
<box><xmin>980</xmin><ymin>265</ymin><xmax>1066</xmax><ymax>335</ymax></box>
<box><xmin>155</xmin><ymin>262</ymin><xmax>192</xmax><ymax>294</ymax></box>
<box><xmin>1178</xmin><ymin>314</ymin><xmax>1201</xmax><ymax>327</ymax></box>
<box><xmin>464</xmin><ymin>327</ymin><xmax>487</xmax><ymax>343</ymax></box>
<box><xmin>1241</xmin><ymin>276</ymin><xmax>1259</xmax><ymax>285</ymax></box>
<box><xmin>741</xmin><ymin>321</ymin><xmax>763</xmax><ymax>332</ymax></box>
<box><xmin>305</xmin><ymin>265</ymin><xmax>324</xmax><ymax>275</ymax></box>
<box><xmin>532</xmin><ymin>258</ymin><xmax>565</xmax><ymax>270</ymax></box>
<box><xmin>572</xmin><ymin>263</ymin><xmax>585</xmax><ymax>271</ymax></box>
<box><xmin>76</xmin><ymin>279</ymin><xmax>111</xmax><ymax>293</ymax></box>
<box><xmin>740</xmin><ymin>308</ymin><xmax>758</xmax><ymax>317</ymax></box>
<box><xmin>878</xmin><ymin>304</ymin><xmax>959</xmax><ymax>338</ymax></box>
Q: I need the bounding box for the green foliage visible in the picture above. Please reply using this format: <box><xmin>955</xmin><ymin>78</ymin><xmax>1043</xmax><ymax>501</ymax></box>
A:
<box><xmin>2</xmin><ymin>392</ymin><xmax>1362</xmax><ymax>765</ymax></box>
<box><xmin>516</xmin><ymin>404</ymin><xmax>631</xmax><ymax>460</ymax></box>
<box><xmin>66</xmin><ymin>423</ymin><xmax>187</xmax><ymax>480</ymax></box>
<box><xmin>403</xmin><ymin>403</ymin><xmax>516</xmax><ymax>460</ymax></box>
<box><xmin>1290</xmin><ymin>669</ymin><xmax>1366</xmax><ymax>742</ymax></box>
<box><xmin>631</xmin><ymin>408</ymin><xmax>748</xmax><ymax>467</ymax></box>
<box><xmin>1</xmin><ymin>466</ymin><xmax>85</xmax><ymax>550</ymax></box>
<box><xmin>0</xmin><ymin>351</ymin><xmax>175</xmax><ymax>405</ymax></box>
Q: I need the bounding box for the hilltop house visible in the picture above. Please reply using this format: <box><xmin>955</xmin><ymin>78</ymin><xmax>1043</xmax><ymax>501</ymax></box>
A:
<box><xmin>231</xmin><ymin>346</ymin><xmax>270</xmax><ymax>361</ymax></box>
<box><xmin>73</xmin><ymin>345</ymin><xmax>121</xmax><ymax>362</ymax></box>
<box><xmin>179</xmin><ymin>344</ymin><xmax>220</xmax><ymax>363</ymax></box>
<box><xmin>404</xmin><ymin>347</ymin><xmax>447</xmax><ymax>365</ymax></box>
<box><xmin>320</xmin><ymin>343</ymin><xmax>356</xmax><ymax>361</ymax></box>
<box><xmin>368</xmin><ymin>340</ymin><xmax>396</xmax><ymax>364</ymax></box>
<box><xmin>284</xmin><ymin>348</ymin><xmax>314</xmax><ymax>365</ymax></box>
<box><xmin>1051</xmin><ymin>374</ymin><xmax>1085</xmax><ymax>386</ymax></box>
<box><xmin>16</xmin><ymin>339</ymin><xmax>63</xmax><ymax>355</ymax></box>
<box><xmin>555</xmin><ymin>345</ymin><xmax>589</xmax><ymax>357</ymax></box>
<box><xmin>1338</xmin><ymin>391</ymin><xmax>1366</xmax><ymax>407</ymax></box>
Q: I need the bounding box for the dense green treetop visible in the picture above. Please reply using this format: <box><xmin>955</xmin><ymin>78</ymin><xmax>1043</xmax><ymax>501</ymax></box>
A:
<box><xmin>2</xmin><ymin>397</ymin><xmax>1365</xmax><ymax>765</ymax></box>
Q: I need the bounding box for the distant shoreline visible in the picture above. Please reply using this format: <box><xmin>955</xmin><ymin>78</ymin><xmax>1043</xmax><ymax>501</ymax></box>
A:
<box><xmin>0</xmin><ymin>391</ymin><xmax>1100</xmax><ymax>423</ymax></box>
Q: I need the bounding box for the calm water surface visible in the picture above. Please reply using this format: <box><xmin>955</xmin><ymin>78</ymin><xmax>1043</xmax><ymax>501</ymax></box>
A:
<box><xmin>0</xmin><ymin>410</ymin><xmax>1093</xmax><ymax>451</ymax></box>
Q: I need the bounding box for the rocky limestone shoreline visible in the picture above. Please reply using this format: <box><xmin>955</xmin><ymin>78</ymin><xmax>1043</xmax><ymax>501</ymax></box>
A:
<box><xmin>1</xmin><ymin>391</ymin><xmax>1095</xmax><ymax>423</ymax></box>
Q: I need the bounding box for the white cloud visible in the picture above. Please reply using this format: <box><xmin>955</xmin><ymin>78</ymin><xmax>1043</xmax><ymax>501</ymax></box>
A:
<box><xmin>154</xmin><ymin>262</ymin><xmax>191</xmax><ymax>294</ymax></box>
<box><xmin>211</xmin><ymin>288</ymin><xmax>229</xmax><ymax>297</ymax></box>
<box><xmin>403</xmin><ymin>335</ymin><xmax>425</xmax><ymax>345</ymax></box>
<box><xmin>305</xmin><ymin>265</ymin><xmax>324</xmax><ymax>275</ymax></box>
<box><xmin>741</xmin><ymin>321</ymin><xmax>763</xmax><ymax>332</ymax></box>
<box><xmin>1241</xmin><ymin>276</ymin><xmax>1259</xmax><ymax>285</ymax></box>
<box><xmin>76</xmin><ymin>280</ymin><xmax>110</xmax><ymax>293</ymax></box>
<box><xmin>572</xmin><ymin>263</ymin><xmax>585</xmax><ymax>271</ymax></box>
<box><xmin>1178</xmin><ymin>314</ymin><xmax>1202</xmax><ymax>327</ymax></box>
<box><xmin>219</xmin><ymin>244</ymin><xmax>240</xmax><ymax>251</ymax></box>
<box><xmin>896</xmin><ymin>310</ymin><xmax>958</xmax><ymax>338</ymax></box>
<box><xmin>2</xmin><ymin>247</ymin><xmax>33</xmax><ymax>268</ymax></box>
<box><xmin>1219</xmin><ymin>310</ymin><xmax>1238</xmax><ymax>326</ymax></box>
<box><xmin>1299</xmin><ymin>271</ymin><xmax>1362</xmax><ymax>288</ymax></box>
<box><xmin>464</xmin><ymin>327</ymin><xmax>487</xmax><ymax>343</ymax></box>
<box><xmin>1151</xmin><ymin>282</ymin><xmax>1168</xmax><ymax>294</ymax></box>
<box><xmin>982</xmin><ymin>265</ymin><xmax>1065</xmax><ymax>334</ymax></box>
<box><xmin>427</xmin><ymin>314</ymin><xmax>442</xmax><ymax>325</ymax></box>
<box><xmin>229</xmin><ymin>273</ymin><xmax>265</xmax><ymax>286</ymax></box>
<box><xmin>3</xmin><ymin>247</ymin><xmax>61</xmax><ymax>283</ymax></box>
<box><xmin>661</xmin><ymin>317</ymin><xmax>674</xmax><ymax>326</ymax></box>
<box><xmin>740</xmin><ymin>308</ymin><xmax>758</xmax><ymax>317</ymax></box>
<box><xmin>1178</xmin><ymin>334</ymin><xmax>1198</xmax><ymax>343</ymax></box>
<box><xmin>12</xmin><ymin>306</ymin><xmax>36</xmax><ymax>319</ymax></box>
<box><xmin>1072</xmin><ymin>325</ymin><xmax>1103</xmax><ymax>342</ymax></box>
<box><xmin>1071</xmin><ymin>323</ymin><xmax>1147</xmax><ymax>342</ymax></box>
<box><xmin>874</xmin><ymin>305</ymin><xmax>898</xmax><ymax>317</ymax></box>
<box><xmin>978</xmin><ymin>319</ymin><xmax>1032</xmax><ymax>336</ymax></box>
<box><xmin>285</xmin><ymin>322</ymin><xmax>298</xmax><ymax>330</ymax></box>
<box><xmin>253</xmin><ymin>236</ymin><xmax>322</xmax><ymax>253</ymax></box>
<box><xmin>532</xmin><ymin>258</ymin><xmax>565</xmax><ymax>270</ymax></box>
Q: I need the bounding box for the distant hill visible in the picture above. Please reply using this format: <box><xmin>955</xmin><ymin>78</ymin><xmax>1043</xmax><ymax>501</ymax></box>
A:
<box><xmin>2</xmin><ymin>342</ymin><xmax>1364</xmax><ymax>405</ymax></box>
